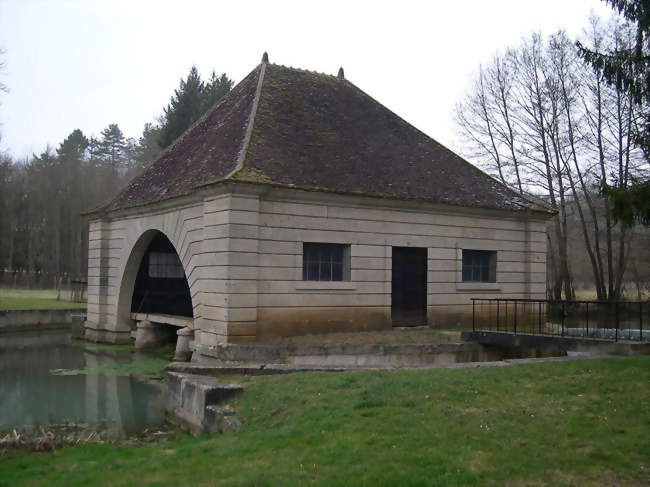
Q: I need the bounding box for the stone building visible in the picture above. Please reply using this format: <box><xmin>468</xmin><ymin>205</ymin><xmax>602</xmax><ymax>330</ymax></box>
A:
<box><xmin>84</xmin><ymin>54</ymin><xmax>551</xmax><ymax>358</ymax></box>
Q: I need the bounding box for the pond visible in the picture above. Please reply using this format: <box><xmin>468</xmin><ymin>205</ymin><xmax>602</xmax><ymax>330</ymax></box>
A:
<box><xmin>0</xmin><ymin>329</ymin><xmax>165</xmax><ymax>438</ymax></box>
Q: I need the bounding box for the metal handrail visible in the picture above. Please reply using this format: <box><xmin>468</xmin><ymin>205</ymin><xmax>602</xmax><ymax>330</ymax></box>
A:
<box><xmin>470</xmin><ymin>298</ymin><xmax>648</xmax><ymax>342</ymax></box>
<box><xmin>471</xmin><ymin>297</ymin><xmax>650</xmax><ymax>305</ymax></box>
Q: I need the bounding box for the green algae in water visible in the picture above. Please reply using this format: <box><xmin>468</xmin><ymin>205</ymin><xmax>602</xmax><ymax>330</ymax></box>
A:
<box><xmin>50</xmin><ymin>358</ymin><xmax>169</xmax><ymax>377</ymax></box>
<box><xmin>72</xmin><ymin>341</ymin><xmax>135</xmax><ymax>352</ymax></box>
<box><xmin>1</xmin><ymin>329</ymin><xmax>164</xmax><ymax>435</ymax></box>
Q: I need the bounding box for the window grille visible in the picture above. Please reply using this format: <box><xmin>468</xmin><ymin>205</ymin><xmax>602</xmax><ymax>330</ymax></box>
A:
<box><xmin>148</xmin><ymin>252</ymin><xmax>185</xmax><ymax>279</ymax></box>
<box><xmin>302</xmin><ymin>243</ymin><xmax>350</xmax><ymax>281</ymax></box>
<box><xmin>462</xmin><ymin>250</ymin><xmax>497</xmax><ymax>283</ymax></box>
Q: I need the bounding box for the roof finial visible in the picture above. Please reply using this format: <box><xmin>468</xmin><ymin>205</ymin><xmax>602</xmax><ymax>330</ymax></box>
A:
<box><xmin>262</xmin><ymin>52</ymin><xmax>269</xmax><ymax>64</ymax></box>
<box><xmin>337</xmin><ymin>67</ymin><xmax>345</xmax><ymax>79</ymax></box>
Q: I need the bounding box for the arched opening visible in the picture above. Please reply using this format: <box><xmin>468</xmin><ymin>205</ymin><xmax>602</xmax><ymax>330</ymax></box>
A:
<box><xmin>115</xmin><ymin>230</ymin><xmax>194</xmax><ymax>352</ymax></box>
<box><xmin>130</xmin><ymin>233</ymin><xmax>193</xmax><ymax>318</ymax></box>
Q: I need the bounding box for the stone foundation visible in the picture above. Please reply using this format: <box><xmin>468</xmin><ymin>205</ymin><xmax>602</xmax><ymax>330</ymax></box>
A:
<box><xmin>193</xmin><ymin>342</ymin><xmax>504</xmax><ymax>367</ymax></box>
<box><xmin>164</xmin><ymin>372</ymin><xmax>243</xmax><ymax>434</ymax></box>
<box><xmin>84</xmin><ymin>323</ymin><xmax>132</xmax><ymax>344</ymax></box>
<box><xmin>134</xmin><ymin>320</ymin><xmax>176</xmax><ymax>349</ymax></box>
<box><xmin>0</xmin><ymin>309</ymin><xmax>85</xmax><ymax>332</ymax></box>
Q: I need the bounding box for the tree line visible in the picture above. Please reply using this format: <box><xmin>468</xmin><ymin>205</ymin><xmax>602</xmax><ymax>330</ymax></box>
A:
<box><xmin>456</xmin><ymin>3</ymin><xmax>649</xmax><ymax>300</ymax></box>
<box><xmin>1</xmin><ymin>2</ymin><xmax>647</xmax><ymax>301</ymax></box>
<box><xmin>0</xmin><ymin>67</ymin><xmax>232</xmax><ymax>277</ymax></box>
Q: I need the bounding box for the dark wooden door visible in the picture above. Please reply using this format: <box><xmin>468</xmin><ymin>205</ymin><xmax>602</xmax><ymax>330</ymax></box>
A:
<box><xmin>391</xmin><ymin>247</ymin><xmax>427</xmax><ymax>326</ymax></box>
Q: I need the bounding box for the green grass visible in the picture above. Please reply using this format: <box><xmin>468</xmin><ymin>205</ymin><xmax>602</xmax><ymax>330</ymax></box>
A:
<box><xmin>0</xmin><ymin>289</ymin><xmax>86</xmax><ymax>310</ymax></box>
<box><xmin>1</xmin><ymin>356</ymin><xmax>649</xmax><ymax>486</ymax></box>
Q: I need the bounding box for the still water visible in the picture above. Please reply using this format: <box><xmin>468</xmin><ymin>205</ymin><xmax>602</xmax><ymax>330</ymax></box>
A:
<box><xmin>0</xmin><ymin>329</ymin><xmax>163</xmax><ymax>437</ymax></box>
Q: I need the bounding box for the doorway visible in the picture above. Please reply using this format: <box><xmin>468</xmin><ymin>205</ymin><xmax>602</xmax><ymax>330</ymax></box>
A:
<box><xmin>391</xmin><ymin>247</ymin><xmax>427</xmax><ymax>326</ymax></box>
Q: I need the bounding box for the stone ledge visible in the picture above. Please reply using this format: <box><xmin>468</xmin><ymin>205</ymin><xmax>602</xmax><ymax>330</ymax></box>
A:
<box><xmin>167</xmin><ymin>353</ymin><xmax>612</xmax><ymax>376</ymax></box>
<box><xmin>164</xmin><ymin>372</ymin><xmax>244</xmax><ymax>435</ymax></box>
<box><xmin>193</xmin><ymin>341</ymin><xmax>495</xmax><ymax>367</ymax></box>
<box><xmin>0</xmin><ymin>309</ymin><xmax>85</xmax><ymax>331</ymax></box>
<box><xmin>462</xmin><ymin>331</ymin><xmax>650</xmax><ymax>355</ymax></box>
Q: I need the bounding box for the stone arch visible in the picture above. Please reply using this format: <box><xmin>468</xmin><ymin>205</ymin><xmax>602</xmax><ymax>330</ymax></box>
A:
<box><xmin>115</xmin><ymin>228</ymin><xmax>198</xmax><ymax>334</ymax></box>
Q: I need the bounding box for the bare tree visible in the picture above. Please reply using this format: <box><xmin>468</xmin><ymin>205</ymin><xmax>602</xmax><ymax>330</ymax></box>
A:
<box><xmin>456</xmin><ymin>19</ymin><xmax>648</xmax><ymax>300</ymax></box>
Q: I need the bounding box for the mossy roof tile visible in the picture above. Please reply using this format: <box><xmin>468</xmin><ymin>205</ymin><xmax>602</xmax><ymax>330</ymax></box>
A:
<box><xmin>102</xmin><ymin>61</ymin><xmax>545</xmax><ymax>213</ymax></box>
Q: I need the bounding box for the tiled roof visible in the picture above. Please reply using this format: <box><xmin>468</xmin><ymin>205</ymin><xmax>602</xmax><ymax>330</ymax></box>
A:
<box><xmin>101</xmin><ymin>59</ymin><xmax>546</xmax><ymax>213</ymax></box>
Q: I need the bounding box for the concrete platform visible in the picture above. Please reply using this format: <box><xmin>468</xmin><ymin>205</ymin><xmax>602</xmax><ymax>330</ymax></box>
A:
<box><xmin>0</xmin><ymin>309</ymin><xmax>85</xmax><ymax>332</ymax></box>
<box><xmin>167</xmin><ymin>352</ymin><xmax>611</xmax><ymax>376</ymax></box>
<box><xmin>193</xmin><ymin>342</ymin><xmax>505</xmax><ymax>367</ymax></box>
<box><xmin>164</xmin><ymin>372</ymin><xmax>243</xmax><ymax>434</ymax></box>
<box><xmin>462</xmin><ymin>331</ymin><xmax>650</xmax><ymax>355</ymax></box>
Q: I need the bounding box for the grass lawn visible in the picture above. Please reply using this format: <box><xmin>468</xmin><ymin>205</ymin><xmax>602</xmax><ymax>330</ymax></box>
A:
<box><xmin>572</xmin><ymin>288</ymin><xmax>649</xmax><ymax>301</ymax></box>
<box><xmin>1</xmin><ymin>355</ymin><xmax>649</xmax><ymax>486</ymax></box>
<box><xmin>0</xmin><ymin>289</ymin><xmax>86</xmax><ymax>310</ymax></box>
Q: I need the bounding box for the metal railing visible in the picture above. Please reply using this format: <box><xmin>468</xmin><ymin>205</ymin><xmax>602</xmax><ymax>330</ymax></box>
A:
<box><xmin>471</xmin><ymin>298</ymin><xmax>649</xmax><ymax>342</ymax></box>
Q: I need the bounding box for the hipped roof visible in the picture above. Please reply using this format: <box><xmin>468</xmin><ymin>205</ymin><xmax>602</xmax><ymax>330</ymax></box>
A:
<box><xmin>100</xmin><ymin>58</ymin><xmax>546</xmax><ymax>214</ymax></box>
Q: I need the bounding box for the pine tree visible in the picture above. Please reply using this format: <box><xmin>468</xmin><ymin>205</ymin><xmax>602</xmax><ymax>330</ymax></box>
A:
<box><xmin>97</xmin><ymin>123</ymin><xmax>126</xmax><ymax>174</ymax></box>
<box><xmin>159</xmin><ymin>66</ymin><xmax>205</xmax><ymax>149</ymax></box>
<box><xmin>203</xmin><ymin>71</ymin><xmax>233</xmax><ymax>112</ymax></box>
<box><xmin>57</xmin><ymin>129</ymin><xmax>89</xmax><ymax>161</ymax></box>
<box><xmin>134</xmin><ymin>122</ymin><xmax>162</xmax><ymax>169</ymax></box>
<box><xmin>158</xmin><ymin>66</ymin><xmax>233</xmax><ymax>149</ymax></box>
<box><xmin>577</xmin><ymin>0</ymin><xmax>650</xmax><ymax>226</ymax></box>
<box><xmin>55</xmin><ymin>130</ymin><xmax>90</xmax><ymax>275</ymax></box>
<box><xmin>577</xmin><ymin>0</ymin><xmax>648</xmax><ymax>156</ymax></box>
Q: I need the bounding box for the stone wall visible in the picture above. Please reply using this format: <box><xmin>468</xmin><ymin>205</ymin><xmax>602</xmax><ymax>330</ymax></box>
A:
<box><xmin>225</xmin><ymin>188</ymin><xmax>547</xmax><ymax>341</ymax></box>
<box><xmin>0</xmin><ymin>308</ymin><xmax>83</xmax><ymax>331</ymax></box>
<box><xmin>85</xmin><ymin>200</ymin><xmax>205</xmax><ymax>343</ymax></box>
<box><xmin>85</xmin><ymin>184</ymin><xmax>548</xmax><ymax>346</ymax></box>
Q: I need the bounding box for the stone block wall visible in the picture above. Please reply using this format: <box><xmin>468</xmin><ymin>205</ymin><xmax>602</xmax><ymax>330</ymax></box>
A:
<box><xmin>85</xmin><ymin>185</ymin><xmax>548</xmax><ymax>346</ymax></box>
<box><xmin>85</xmin><ymin>201</ymin><xmax>205</xmax><ymax>343</ymax></box>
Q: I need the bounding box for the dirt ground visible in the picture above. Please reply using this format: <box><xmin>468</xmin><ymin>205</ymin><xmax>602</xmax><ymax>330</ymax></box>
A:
<box><xmin>268</xmin><ymin>327</ymin><xmax>463</xmax><ymax>346</ymax></box>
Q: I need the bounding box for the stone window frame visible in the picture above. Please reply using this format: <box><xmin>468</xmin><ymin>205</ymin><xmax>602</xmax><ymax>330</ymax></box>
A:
<box><xmin>462</xmin><ymin>249</ymin><xmax>497</xmax><ymax>283</ymax></box>
<box><xmin>455</xmin><ymin>247</ymin><xmax>501</xmax><ymax>292</ymax></box>
<box><xmin>301</xmin><ymin>242</ymin><xmax>351</xmax><ymax>282</ymax></box>
<box><xmin>294</xmin><ymin>242</ymin><xmax>357</xmax><ymax>291</ymax></box>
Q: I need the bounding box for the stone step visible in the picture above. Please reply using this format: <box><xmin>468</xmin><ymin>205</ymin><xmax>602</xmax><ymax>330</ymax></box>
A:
<box><xmin>164</xmin><ymin>372</ymin><xmax>243</xmax><ymax>435</ymax></box>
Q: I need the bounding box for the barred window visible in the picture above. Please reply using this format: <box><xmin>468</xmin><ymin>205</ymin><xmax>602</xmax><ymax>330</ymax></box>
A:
<box><xmin>302</xmin><ymin>243</ymin><xmax>350</xmax><ymax>281</ymax></box>
<box><xmin>149</xmin><ymin>252</ymin><xmax>185</xmax><ymax>279</ymax></box>
<box><xmin>462</xmin><ymin>250</ymin><xmax>496</xmax><ymax>283</ymax></box>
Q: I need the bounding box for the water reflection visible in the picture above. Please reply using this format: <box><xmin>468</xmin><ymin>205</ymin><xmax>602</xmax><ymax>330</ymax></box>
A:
<box><xmin>0</xmin><ymin>329</ymin><xmax>162</xmax><ymax>437</ymax></box>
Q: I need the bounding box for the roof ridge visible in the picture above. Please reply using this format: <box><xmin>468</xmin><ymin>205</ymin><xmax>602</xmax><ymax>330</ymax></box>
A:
<box><xmin>97</xmin><ymin>57</ymin><xmax>552</xmax><ymax>215</ymax></box>
<box><xmin>97</xmin><ymin>64</ymin><xmax>263</xmax><ymax>212</ymax></box>
<box><xmin>224</xmin><ymin>62</ymin><xmax>341</xmax><ymax>183</ymax></box>
<box><xmin>225</xmin><ymin>61</ymin><xmax>267</xmax><ymax>178</ymax></box>
<box><xmin>143</xmin><ymin>67</ymin><xmax>258</xmax><ymax>168</ymax></box>
<box><xmin>269</xmin><ymin>62</ymin><xmax>339</xmax><ymax>79</ymax></box>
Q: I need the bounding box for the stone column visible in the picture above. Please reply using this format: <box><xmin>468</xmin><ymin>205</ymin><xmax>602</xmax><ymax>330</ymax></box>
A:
<box><xmin>85</xmin><ymin>219</ymin><xmax>114</xmax><ymax>342</ymax></box>
<box><xmin>197</xmin><ymin>191</ymin><xmax>260</xmax><ymax>351</ymax></box>
<box><xmin>174</xmin><ymin>327</ymin><xmax>194</xmax><ymax>361</ymax></box>
<box><xmin>135</xmin><ymin>320</ymin><xmax>171</xmax><ymax>349</ymax></box>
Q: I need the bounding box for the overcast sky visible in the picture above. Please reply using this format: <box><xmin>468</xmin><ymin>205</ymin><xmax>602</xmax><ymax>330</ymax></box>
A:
<box><xmin>0</xmin><ymin>0</ymin><xmax>612</xmax><ymax>160</ymax></box>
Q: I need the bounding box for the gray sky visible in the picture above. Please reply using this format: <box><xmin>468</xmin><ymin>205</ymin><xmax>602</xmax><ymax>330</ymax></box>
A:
<box><xmin>0</xmin><ymin>0</ymin><xmax>612</xmax><ymax>159</ymax></box>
